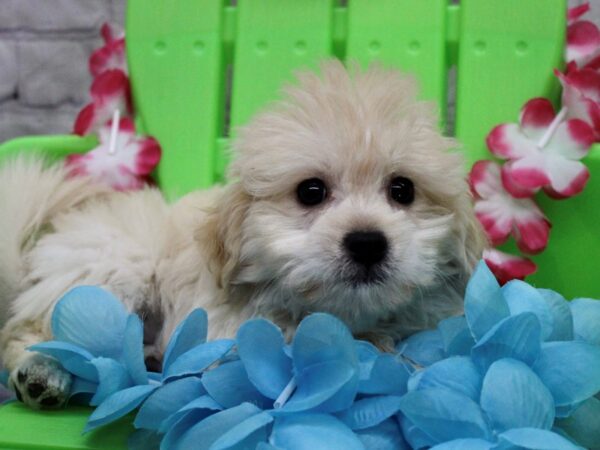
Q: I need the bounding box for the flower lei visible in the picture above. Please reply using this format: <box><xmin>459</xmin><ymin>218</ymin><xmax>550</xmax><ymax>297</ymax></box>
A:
<box><xmin>66</xmin><ymin>24</ymin><xmax>161</xmax><ymax>191</ymax></box>
<box><xmin>475</xmin><ymin>3</ymin><xmax>600</xmax><ymax>284</ymax></box>
<box><xmin>3</xmin><ymin>261</ymin><xmax>598</xmax><ymax>449</ymax></box>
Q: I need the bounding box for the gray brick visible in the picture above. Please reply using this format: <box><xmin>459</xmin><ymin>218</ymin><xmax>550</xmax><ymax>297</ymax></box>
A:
<box><xmin>0</xmin><ymin>41</ymin><xmax>18</xmax><ymax>101</ymax></box>
<box><xmin>0</xmin><ymin>0</ymin><xmax>111</xmax><ymax>32</ymax></box>
<box><xmin>17</xmin><ymin>39</ymin><xmax>98</xmax><ymax>107</ymax></box>
<box><xmin>0</xmin><ymin>102</ymin><xmax>79</xmax><ymax>142</ymax></box>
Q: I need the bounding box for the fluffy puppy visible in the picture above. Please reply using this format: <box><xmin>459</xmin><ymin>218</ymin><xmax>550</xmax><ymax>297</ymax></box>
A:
<box><xmin>0</xmin><ymin>61</ymin><xmax>485</xmax><ymax>409</ymax></box>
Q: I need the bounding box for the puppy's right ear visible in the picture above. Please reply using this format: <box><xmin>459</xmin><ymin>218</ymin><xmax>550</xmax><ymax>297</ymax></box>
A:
<box><xmin>196</xmin><ymin>182</ymin><xmax>251</xmax><ymax>290</ymax></box>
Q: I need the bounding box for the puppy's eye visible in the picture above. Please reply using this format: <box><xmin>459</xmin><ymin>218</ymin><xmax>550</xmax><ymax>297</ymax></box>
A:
<box><xmin>389</xmin><ymin>176</ymin><xmax>415</xmax><ymax>205</ymax></box>
<box><xmin>297</xmin><ymin>178</ymin><xmax>327</xmax><ymax>206</ymax></box>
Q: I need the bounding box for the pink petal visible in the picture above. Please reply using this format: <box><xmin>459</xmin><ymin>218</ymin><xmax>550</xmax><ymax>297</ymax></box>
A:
<box><xmin>543</xmin><ymin>158</ymin><xmax>590</xmax><ymax>198</ymax></box>
<box><xmin>568</xmin><ymin>3</ymin><xmax>590</xmax><ymax>23</ymax></box>
<box><xmin>513</xmin><ymin>215</ymin><xmax>551</xmax><ymax>254</ymax></box>
<box><xmin>135</xmin><ymin>137</ymin><xmax>161</xmax><ymax>176</ymax></box>
<box><xmin>483</xmin><ymin>249</ymin><xmax>537</xmax><ymax>285</ymax></box>
<box><xmin>74</xmin><ymin>70</ymin><xmax>132</xmax><ymax>136</ymax></box>
<box><xmin>500</xmin><ymin>165</ymin><xmax>538</xmax><ymax>198</ymax></box>
<box><xmin>567</xmin><ymin>21</ymin><xmax>600</xmax><ymax>64</ymax></box>
<box><xmin>546</xmin><ymin>119</ymin><xmax>594</xmax><ymax>160</ymax></box>
<box><xmin>558</xmin><ymin>67</ymin><xmax>600</xmax><ymax>102</ymax></box>
<box><xmin>90</xmin><ymin>38</ymin><xmax>127</xmax><ymax>77</ymax></box>
<box><xmin>475</xmin><ymin>208</ymin><xmax>512</xmax><ymax>246</ymax></box>
<box><xmin>90</xmin><ymin>70</ymin><xmax>131</xmax><ymax>107</ymax></box>
<box><xmin>486</xmin><ymin>124</ymin><xmax>536</xmax><ymax>159</ymax></box>
<box><xmin>504</xmin><ymin>157</ymin><xmax>551</xmax><ymax>191</ymax></box>
<box><xmin>519</xmin><ymin>98</ymin><xmax>555</xmax><ymax>139</ymax></box>
<box><xmin>73</xmin><ymin>103</ymin><xmax>96</xmax><ymax>136</ymax></box>
<box><xmin>469</xmin><ymin>160</ymin><xmax>502</xmax><ymax>199</ymax></box>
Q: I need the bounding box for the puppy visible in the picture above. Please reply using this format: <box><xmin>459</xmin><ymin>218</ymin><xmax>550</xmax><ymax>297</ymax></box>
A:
<box><xmin>0</xmin><ymin>61</ymin><xmax>485</xmax><ymax>409</ymax></box>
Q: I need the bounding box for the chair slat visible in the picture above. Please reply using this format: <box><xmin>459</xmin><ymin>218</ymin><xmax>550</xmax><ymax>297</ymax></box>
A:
<box><xmin>230</xmin><ymin>0</ymin><xmax>337</xmax><ymax>131</ymax></box>
<box><xmin>455</xmin><ymin>0</ymin><xmax>567</xmax><ymax>164</ymax></box>
<box><xmin>127</xmin><ymin>0</ymin><xmax>227</xmax><ymax>198</ymax></box>
<box><xmin>345</xmin><ymin>0</ymin><xmax>448</xmax><ymax>121</ymax></box>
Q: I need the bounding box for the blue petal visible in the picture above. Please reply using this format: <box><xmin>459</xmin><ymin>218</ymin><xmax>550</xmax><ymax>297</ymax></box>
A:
<box><xmin>464</xmin><ymin>260</ymin><xmax>509</xmax><ymax>340</ymax></box>
<box><xmin>69</xmin><ymin>377</ymin><xmax>98</xmax><ymax>397</ymax></box>
<box><xmin>438</xmin><ymin>316</ymin><xmax>476</xmax><ymax>356</ymax></box>
<box><xmin>399</xmin><ymin>415</ymin><xmax>437</xmax><ymax>449</ymax></box>
<box><xmin>292</xmin><ymin>313</ymin><xmax>357</xmax><ymax>372</ymax></box>
<box><xmin>570</xmin><ymin>298</ymin><xmax>600</xmax><ymax>345</ymax></box>
<box><xmin>356</xmin><ymin>418</ymin><xmax>410</xmax><ymax>450</ymax></box>
<box><xmin>556</xmin><ymin>397</ymin><xmax>600</xmax><ymax>450</ymax></box>
<box><xmin>414</xmin><ymin>357</ymin><xmax>482</xmax><ymax>401</ymax></box>
<box><xmin>281</xmin><ymin>360</ymin><xmax>356</xmax><ymax>413</ymax></box>
<box><xmin>532</xmin><ymin>341</ymin><xmax>600</xmax><ymax>408</ymax></box>
<box><xmin>336</xmin><ymin>395</ymin><xmax>403</xmax><ymax>430</ymax></box>
<box><xmin>201</xmin><ymin>360</ymin><xmax>272</xmax><ymax>409</ymax></box>
<box><xmin>90</xmin><ymin>357</ymin><xmax>133</xmax><ymax>406</ymax></box>
<box><xmin>271</xmin><ymin>413</ymin><xmax>365</xmax><ymax>450</ymax></box>
<box><xmin>51</xmin><ymin>286</ymin><xmax>129</xmax><ymax>359</ymax></box>
<box><xmin>471</xmin><ymin>313</ymin><xmax>541</xmax><ymax>373</ymax></box>
<box><xmin>162</xmin><ymin>339</ymin><xmax>234</xmax><ymax>382</ymax></box>
<box><xmin>358</xmin><ymin>354</ymin><xmax>410</xmax><ymax>396</ymax></box>
<box><xmin>168</xmin><ymin>403</ymin><xmax>262</xmax><ymax>450</ymax></box>
<box><xmin>398</xmin><ymin>387</ymin><xmax>491</xmax><ymax>443</ymax></box>
<box><xmin>158</xmin><ymin>395</ymin><xmax>222</xmax><ymax>434</ymax></box>
<box><xmin>502</xmin><ymin>280</ymin><xmax>554</xmax><ymax>340</ymax></box>
<box><xmin>29</xmin><ymin>341</ymin><xmax>97</xmax><ymax>381</ymax></box>
<box><xmin>495</xmin><ymin>428</ymin><xmax>581</xmax><ymax>450</ymax></box>
<box><xmin>134</xmin><ymin>376</ymin><xmax>205</xmax><ymax>430</ymax></box>
<box><xmin>211</xmin><ymin>411</ymin><xmax>273</xmax><ymax>450</ymax></box>
<box><xmin>480</xmin><ymin>358</ymin><xmax>554</xmax><ymax>432</ymax></box>
<box><xmin>85</xmin><ymin>384</ymin><xmax>157</xmax><ymax>432</ymax></box>
<box><xmin>430</xmin><ymin>439</ymin><xmax>495</xmax><ymax>450</ymax></box>
<box><xmin>537</xmin><ymin>289</ymin><xmax>574</xmax><ymax>341</ymax></box>
<box><xmin>396</xmin><ymin>329</ymin><xmax>446</xmax><ymax>367</ymax></box>
<box><xmin>122</xmin><ymin>315</ymin><xmax>148</xmax><ymax>385</ymax></box>
<box><xmin>161</xmin><ymin>408</ymin><xmax>212</xmax><ymax>450</ymax></box>
<box><xmin>236</xmin><ymin>318</ymin><xmax>293</xmax><ymax>400</ymax></box>
<box><xmin>128</xmin><ymin>429</ymin><xmax>161</xmax><ymax>450</ymax></box>
<box><xmin>162</xmin><ymin>309</ymin><xmax>208</xmax><ymax>374</ymax></box>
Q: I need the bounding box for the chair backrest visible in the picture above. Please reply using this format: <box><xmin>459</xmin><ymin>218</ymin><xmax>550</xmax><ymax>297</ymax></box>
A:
<box><xmin>125</xmin><ymin>0</ymin><xmax>600</xmax><ymax>299</ymax></box>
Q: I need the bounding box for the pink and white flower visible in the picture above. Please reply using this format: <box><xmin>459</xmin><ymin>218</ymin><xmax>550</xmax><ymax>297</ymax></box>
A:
<box><xmin>483</xmin><ymin>249</ymin><xmax>537</xmax><ymax>285</ymax></box>
<box><xmin>66</xmin><ymin>118</ymin><xmax>161</xmax><ymax>191</ymax></box>
<box><xmin>90</xmin><ymin>23</ymin><xmax>127</xmax><ymax>77</ymax></box>
<box><xmin>568</xmin><ymin>3</ymin><xmax>590</xmax><ymax>24</ymax></box>
<box><xmin>566</xmin><ymin>2</ymin><xmax>600</xmax><ymax>68</ymax></box>
<box><xmin>556</xmin><ymin>67</ymin><xmax>600</xmax><ymax>140</ymax></box>
<box><xmin>487</xmin><ymin>98</ymin><xmax>594</xmax><ymax>199</ymax></box>
<box><xmin>470</xmin><ymin>160</ymin><xmax>551</xmax><ymax>255</ymax></box>
<box><xmin>74</xmin><ymin>69</ymin><xmax>132</xmax><ymax>136</ymax></box>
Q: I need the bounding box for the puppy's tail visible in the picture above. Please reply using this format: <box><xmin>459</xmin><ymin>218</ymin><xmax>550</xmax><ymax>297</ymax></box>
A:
<box><xmin>0</xmin><ymin>156</ymin><xmax>108</xmax><ymax>323</ymax></box>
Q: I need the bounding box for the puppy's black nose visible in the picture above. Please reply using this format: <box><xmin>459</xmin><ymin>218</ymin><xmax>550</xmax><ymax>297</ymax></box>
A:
<box><xmin>343</xmin><ymin>231</ymin><xmax>388</xmax><ymax>267</ymax></box>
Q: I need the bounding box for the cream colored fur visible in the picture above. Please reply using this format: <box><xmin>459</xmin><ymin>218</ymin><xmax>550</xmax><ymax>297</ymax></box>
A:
<box><xmin>0</xmin><ymin>61</ymin><xmax>485</xmax><ymax>408</ymax></box>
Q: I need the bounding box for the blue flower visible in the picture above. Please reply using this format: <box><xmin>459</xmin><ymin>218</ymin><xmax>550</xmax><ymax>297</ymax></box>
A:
<box><xmin>30</xmin><ymin>286</ymin><xmax>150</xmax><ymax>406</ymax></box>
<box><xmin>26</xmin><ymin>261</ymin><xmax>600</xmax><ymax>450</ymax></box>
<box><xmin>397</xmin><ymin>262</ymin><xmax>600</xmax><ymax>449</ymax></box>
<box><xmin>87</xmin><ymin>307</ymin><xmax>234</xmax><ymax>433</ymax></box>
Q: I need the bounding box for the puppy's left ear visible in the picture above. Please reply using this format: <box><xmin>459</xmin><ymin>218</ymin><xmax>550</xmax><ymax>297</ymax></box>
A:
<box><xmin>196</xmin><ymin>182</ymin><xmax>251</xmax><ymax>290</ymax></box>
<box><xmin>451</xmin><ymin>192</ymin><xmax>488</xmax><ymax>278</ymax></box>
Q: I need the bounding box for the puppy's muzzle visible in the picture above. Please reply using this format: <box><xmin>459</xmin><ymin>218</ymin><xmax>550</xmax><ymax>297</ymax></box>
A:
<box><xmin>343</xmin><ymin>230</ymin><xmax>388</xmax><ymax>269</ymax></box>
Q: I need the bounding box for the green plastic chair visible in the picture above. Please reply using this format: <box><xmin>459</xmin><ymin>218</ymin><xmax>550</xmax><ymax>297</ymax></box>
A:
<box><xmin>2</xmin><ymin>0</ymin><xmax>596</xmax><ymax>448</ymax></box>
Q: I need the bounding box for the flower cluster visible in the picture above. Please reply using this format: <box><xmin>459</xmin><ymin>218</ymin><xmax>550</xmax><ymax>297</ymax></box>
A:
<box><xmin>66</xmin><ymin>24</ymin><xmax>161</xmax><ymax>190</ymax></box>
<box><xmin>11</xmin><ymin>261</ymin><xmax>599</xmax><ymax>450</ymax></box>
<box><xmin>473</xmin><ymin>3</ymin><xmax>600</xmax><ymax>283</ymax></box>
<box><xmin>397</xmin><ymin>261</ymin><xmax>600</xmax><ymax>449</ymax></box>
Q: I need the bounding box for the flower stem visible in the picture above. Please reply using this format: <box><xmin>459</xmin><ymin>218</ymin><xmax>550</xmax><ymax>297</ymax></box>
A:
<box><xmin>108</xmin><ymin>109</ymin><xmax>121</xmax><ymax>155</ymax></box>
<box><xmin>537</xmin><ymin>106</ymin><xmax>567</xmax><ymax>150</ymax></box>
<box><xmin>274</xmin><ymin>378</ymin><xmax>297</xmax><ymax>409</ymax></box>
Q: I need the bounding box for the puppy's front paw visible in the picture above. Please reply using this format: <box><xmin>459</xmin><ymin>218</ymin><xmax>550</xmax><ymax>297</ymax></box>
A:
<box><xmin>9</xmin><ymin>353</ymin><xmax>72</xmax><ymax>409</ymax></box>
